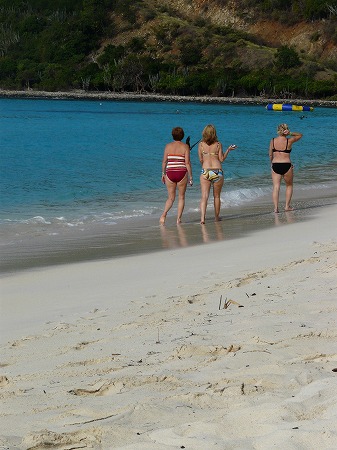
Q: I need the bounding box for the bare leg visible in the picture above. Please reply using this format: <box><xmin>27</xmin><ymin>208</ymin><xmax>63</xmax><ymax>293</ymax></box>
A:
<box><xmin>176</xmin><ymin>175</ymin><xmax>188</xmax><ymax>223</ymax></box>
<box><xmin>200</xmin><ymin>175</ymin><xmax>211</xmax><ymax>224</ymax></box>
<box><xmin>160</xmin><ymin>177</ymin><xmax>176</xmax><ymax>224</ymax></box>
<box><xmin>283</xmin><ymin>166</ymin><xmax>294</xmax><ymax>211</ymax></box>
<box><xmin>213</xmin><ymin>177</ymin><xmax>224</xmax><ymax>221</ymax></box>
<box><xmin>271</xmin><ymin>170</ymin><xmax>282</xmax><ymax>213</ymax></box>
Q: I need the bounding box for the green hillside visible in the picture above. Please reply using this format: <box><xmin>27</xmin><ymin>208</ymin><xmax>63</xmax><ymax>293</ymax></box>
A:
<box><xmin>0</xmin><ymin>0</ymin><xmax>336</xmax><ymax>99</ymax></box>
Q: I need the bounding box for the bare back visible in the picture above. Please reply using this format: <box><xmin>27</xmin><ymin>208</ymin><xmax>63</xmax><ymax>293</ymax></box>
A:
<box><xmin>269</xmin><ymin>132</ymin><xmax>302</xmax><ymax>164</ymax></box>
<box><xmin>164</xmin><ymin>140</ymin><xmax>189</xmax><ymax>157</ymax></box>
<box><xmin>198</xmin><ymin>142</ymin><xmax>223</xmax><ymax>169</ymax></box>
<box><xmin>270</xmin><ymin>136</ymin><xmax>291</xmax><ymax>163</ymax></box>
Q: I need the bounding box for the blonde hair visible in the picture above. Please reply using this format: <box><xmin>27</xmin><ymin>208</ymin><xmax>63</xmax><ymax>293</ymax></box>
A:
<box><xmin>202</xmin><ymin>124</ymin><xmax>218</xmax><ymax>145</ymax></box>
<box><xmin>277</xmin><ymin>123</ymin><xmax>289</xmax><ymax>136</ymax></box>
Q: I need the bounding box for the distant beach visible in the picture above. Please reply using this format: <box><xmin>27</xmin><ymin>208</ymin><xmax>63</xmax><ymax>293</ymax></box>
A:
<box><xmin>1</xmin><ymin>88</ymin><xmax>336</xmax><ymax>107</ymax></box>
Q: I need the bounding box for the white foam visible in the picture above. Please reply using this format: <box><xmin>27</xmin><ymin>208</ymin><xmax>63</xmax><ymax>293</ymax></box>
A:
<box><xmin>222</xmin><ymin>187</ymin><xmax>270</xmax><ymax>207</ymax></box>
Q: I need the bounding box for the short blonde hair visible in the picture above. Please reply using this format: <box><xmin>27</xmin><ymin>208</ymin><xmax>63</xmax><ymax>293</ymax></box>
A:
<box><xmin>202</xmin><ymin>124</ymin><xmax>218</xmax><ymax>145</ymax></box>
<box><xmin>277</xmin><ymin>123</ymin><xmax>289</xmax><ymax>135</ymax></box>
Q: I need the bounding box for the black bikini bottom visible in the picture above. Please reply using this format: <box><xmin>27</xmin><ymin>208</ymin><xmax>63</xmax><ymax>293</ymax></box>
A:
<box><xmin>272</xmin><ymin>163</ymin><xmax>292</xmax><ymax>175</ymax></box>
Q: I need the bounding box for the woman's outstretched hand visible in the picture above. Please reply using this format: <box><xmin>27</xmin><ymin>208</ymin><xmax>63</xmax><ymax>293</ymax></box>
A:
<box><xmin>229</xmin><ymin>144</ymin><xmax>237</xmax><ymax>150</ymax></box>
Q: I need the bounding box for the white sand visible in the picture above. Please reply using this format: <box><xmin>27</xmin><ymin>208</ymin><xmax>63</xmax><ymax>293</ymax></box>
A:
<box><xmin>1</xmin><ymin>205</ymin><xmax>337</xmax><ymax>449</ymax></box>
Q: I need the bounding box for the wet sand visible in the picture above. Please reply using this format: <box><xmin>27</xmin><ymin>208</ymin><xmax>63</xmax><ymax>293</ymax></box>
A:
<box><xmin>1</xmin><ymin>192</ymin><xmax>336</xmax><ymax>274</ymax></box>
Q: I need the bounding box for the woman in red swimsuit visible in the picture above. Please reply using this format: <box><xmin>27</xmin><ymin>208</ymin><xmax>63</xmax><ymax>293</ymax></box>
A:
<box><xmin>160</xmin><ymin>127</ymin><xmax>193</xmax><ymax>224</ymax></box>
<box><xmin>269</xmin><ymin>123</ymin><xmax>303</xmax><ymax>213</ymax></box>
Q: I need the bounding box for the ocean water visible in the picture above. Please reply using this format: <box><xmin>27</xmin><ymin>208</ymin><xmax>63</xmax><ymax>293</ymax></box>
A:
<box><xmin>1</xmin><ymin>97</ymin><xmax>337</xmax><ymax>271</ymax></box>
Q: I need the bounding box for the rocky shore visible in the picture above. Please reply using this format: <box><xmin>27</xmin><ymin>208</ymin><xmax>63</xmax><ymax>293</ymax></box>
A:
<box><xmin>1</xmin><ymin>89</ymin><xmax>336</xmax><ymax>107</ymax></box>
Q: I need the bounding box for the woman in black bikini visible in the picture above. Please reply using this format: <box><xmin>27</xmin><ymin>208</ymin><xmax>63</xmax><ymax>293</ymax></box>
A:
<box><xmin>269</xmin><ymin>123</ymin><xmax>302</xmax><ymax>213</ymax></box>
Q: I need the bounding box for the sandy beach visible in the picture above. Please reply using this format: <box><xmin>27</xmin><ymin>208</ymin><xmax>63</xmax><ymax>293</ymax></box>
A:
<box><xmin>1</xmin><ymin>204</ymin><xmax>337</xmax><ymax>449</ymax></box>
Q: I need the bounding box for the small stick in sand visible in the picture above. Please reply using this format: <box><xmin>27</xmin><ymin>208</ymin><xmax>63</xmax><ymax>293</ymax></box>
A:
<box><xmin>156</xmin><ymin>328</ymin><xmax>160</xmax><ymax>344</ymax></box>
<box><xmin>223</xmin><ymin>298</ymin><xmax>244</xmax><ymax>309</ymax></box>
<box><xmin>220</xmin><ymin>295</ymin><xmax>244</xmax><ymax>309</ymax></box>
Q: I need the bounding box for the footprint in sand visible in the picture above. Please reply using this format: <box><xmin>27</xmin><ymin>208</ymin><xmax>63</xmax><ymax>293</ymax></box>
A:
<box><xmin>23</xmin><ymin>429</ymin><xmax>100</xmax><ymax>449</ymax></box>
<box><xmin>69</xmin><ymin>380</ymin><xmax>124</xmax><ymax>396</ymax></box>
<box><xmin>0</xmin><ymin>375</ymin><xmax>9</xmax><ymax>387</ymax></box>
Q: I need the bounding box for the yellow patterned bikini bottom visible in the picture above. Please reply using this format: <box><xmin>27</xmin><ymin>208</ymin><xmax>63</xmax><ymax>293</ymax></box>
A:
<box><xmin>201</xmin><ymin>168</ymin><xmax>224</xmax><ymax>183</ymax></box>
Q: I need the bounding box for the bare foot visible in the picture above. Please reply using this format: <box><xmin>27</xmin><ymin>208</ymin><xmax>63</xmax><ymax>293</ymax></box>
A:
<box><xmin>215</xmin><ymin>217</ymin><xmax>222</xmax><ymax>222</ymax></box>
<box><xmin>200</xmin><ymin>221</ymin><xmax>205</xmax><ymax>225</ymax></box>
<box><xmin>285</xmin><ymin>206</ymin><xmax>294</xmax><ymax>211</ymax></box>
<box><xmin>159</xmin><ymin>215</ymin><xmax>166</xmax><ymax>225</ymax></box>
<box><xmin>176</xmin><ymin>218</ymin><xmax>182</xmax><ymax>224</ymax></box>
<box><xmin>274</xmin><ymin>209</ymin><xmax>279</xmax><ymax>213</ymax></box>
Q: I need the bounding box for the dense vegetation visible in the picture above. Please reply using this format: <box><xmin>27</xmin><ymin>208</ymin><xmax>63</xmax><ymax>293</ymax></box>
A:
<box><xmin>0</xmin><ymin>0</ymin><xmax>336</xmax><ymax>99</ymax></box>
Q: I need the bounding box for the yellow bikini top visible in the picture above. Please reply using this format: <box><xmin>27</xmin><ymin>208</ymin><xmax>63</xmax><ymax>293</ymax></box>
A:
<box><xmin>201</xmin><ymin>142</ymin><xmax>220</xmax><ymax>156</ymax></box>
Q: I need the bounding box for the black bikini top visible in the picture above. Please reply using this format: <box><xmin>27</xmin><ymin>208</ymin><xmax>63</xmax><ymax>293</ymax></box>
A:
<box><xmin>272</xmin><ymin>138</ymin><xmax>291</xmax><ymax>153</ymax></box>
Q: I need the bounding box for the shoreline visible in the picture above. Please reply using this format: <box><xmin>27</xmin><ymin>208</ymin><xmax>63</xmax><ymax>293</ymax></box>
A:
<box><xmin>1</xmin><ymin>92</ymin><xmax>336</xmax><ymax>448</ymax></box>
<box><xmin>0</xmin><ymin>203</ymin><xmax>336</xmax><ymax>448</ymax></box>
<box><xmin>1</xmin><ymin>194</ymin><xmax>336</xmax><ymax>275</ymax></box>
<box><xmin>1</xmin><ymin>88</ymin><xmax>337</xmax><ymax>108</ymax></box>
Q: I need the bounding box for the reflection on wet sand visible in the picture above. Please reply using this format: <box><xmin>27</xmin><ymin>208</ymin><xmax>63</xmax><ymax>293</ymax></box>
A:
<box><xmin>160</xmin><ymin>224</ymin><xmax>188</xmax><ymax>248</ymax></box>
<box><xmin>274</xmin><ymin>210</ymin><xmax>296</xmax><ymax>226</ymax></box>
<box><xmin>200</xmin><ymin>221</ymin><xmax>225</xmax><ymax>243</ymax></box>
<box><xmin>159</xmin><ymin>207</ymin><xmax>308</xmax><ymax>252</ymax></box>
<box><xmin>160</xmin><ymin>221</ymin><xmax>226</xmax><ymax>250</ymax></box>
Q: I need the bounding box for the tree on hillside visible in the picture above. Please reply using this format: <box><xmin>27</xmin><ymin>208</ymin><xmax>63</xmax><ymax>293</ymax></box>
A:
<box><xmin>275</xmin><ymin>46</ymin><xmax>301</xmax><ymax>69</ymax></box>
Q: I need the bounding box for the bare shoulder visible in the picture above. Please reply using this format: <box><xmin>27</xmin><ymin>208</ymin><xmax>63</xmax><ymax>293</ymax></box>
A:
<box><xmin>165</xmin><ymin>141</ymin><xmax>175</xmax><ymax>151</ymax></box>
<box><xmin>163</xmin><ymin>142</ymin><xmax>172</xmax><ymax>155</ymax></box>
<box><xmin>289</xmin><ymin>133</ymin><xmax>303</xmax><ymax>143</ymax></box>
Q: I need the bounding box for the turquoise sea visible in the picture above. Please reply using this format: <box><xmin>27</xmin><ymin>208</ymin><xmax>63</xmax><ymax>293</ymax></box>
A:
<box><xmin>1</xmin><ymin>97</ymin><xmax>337</xmax><ymax>272</ymax></box>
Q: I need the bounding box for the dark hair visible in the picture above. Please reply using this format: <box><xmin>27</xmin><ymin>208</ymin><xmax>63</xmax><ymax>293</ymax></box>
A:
<box><xmin>172</xmin><ymin>127</ymin><xmax>184</xmax><ymax>141</ymax></box>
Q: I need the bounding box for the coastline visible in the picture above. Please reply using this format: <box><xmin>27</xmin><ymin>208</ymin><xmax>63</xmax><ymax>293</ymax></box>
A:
<box><xmin>1</xmin><ymin>88</ymin><xmax>337</xmax><ymax>108</ymax></box>
<box><xmin>0</xmin><ymin>203</ymin><xmax>336</xmax><ymax>449</ymax></box>
<box><xmin>2</xmin><ymin>94</ymin><xmax>337</xmax><ymax>276</ymax></box>
<box><xmin>1</xmin><ymin>193</ymin><xmax>336</xmax><ymax>275</ymax></box>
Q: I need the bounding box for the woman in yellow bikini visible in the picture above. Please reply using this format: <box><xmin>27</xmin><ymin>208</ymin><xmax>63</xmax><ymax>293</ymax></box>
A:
<box><xmin>198</xmin><ymin>124</ymin><xmax>237</xmax><ymax>224</ymax></box>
